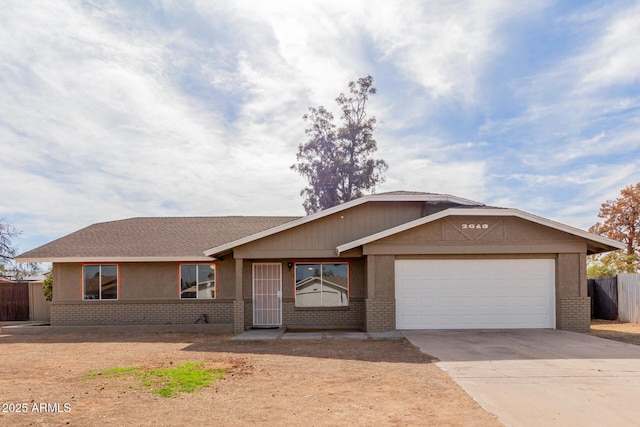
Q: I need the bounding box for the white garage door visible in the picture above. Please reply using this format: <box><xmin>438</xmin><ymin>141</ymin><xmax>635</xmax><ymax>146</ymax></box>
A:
<box><xmin>395</xmin><ymin>259</ymin><xmax>555</xmax><ymax>329</ymax></box>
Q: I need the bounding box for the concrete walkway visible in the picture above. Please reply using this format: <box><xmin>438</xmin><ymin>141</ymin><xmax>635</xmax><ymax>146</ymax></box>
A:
<box><xmin>403</xmin><ymin>329</ymin><xmax>640</xmax><ymax>426</ymax></box>
<box><xmin>233</xmin><ymin>328</ymin><xmax>403</xmax><ymax>340</ymax></box>
<box><xmin>0</xmin><ymin>323</ymin><xmax>403</xmax><ymax>339</ymax></box>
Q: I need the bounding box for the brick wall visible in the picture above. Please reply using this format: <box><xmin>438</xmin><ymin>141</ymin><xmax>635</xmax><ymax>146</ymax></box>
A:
<box><xmin>557</xmin><ymin>297</ymin><xmax>591</xmax><ymax>331</ymax></box>
<box><xmin>365</xmin><ymin>299</ymin><xmax>396</xmax><ymax>332</ymax></box>
<box><xmin>233</xmin><ymin>300</ymin><xmax>245</xmax><ymax>333</ymax></box>
<box><xmin>50</xmin><ymin>299</ymin><xmax>234</xmax><ymax>326</ymax></box>
<box><xmin>281</xmin><ymin>297</ymin><xmax>365</xmax><ymax>330</ymax></box>
<box><xmin>244</xmin><ymin>300</ymin><xmax>253</xmax><ymax>329</ymax></box>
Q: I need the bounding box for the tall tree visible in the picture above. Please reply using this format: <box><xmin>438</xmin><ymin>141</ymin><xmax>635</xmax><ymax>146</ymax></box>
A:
<box><xmin>589</xmin><ymin>183</ymin><xmax>640</xmax><ymax>274</ymax></box>
<box><xmin>292</xmin><ymin>76</ymin><xmax>388</xmax><ymax>214</ymax></box>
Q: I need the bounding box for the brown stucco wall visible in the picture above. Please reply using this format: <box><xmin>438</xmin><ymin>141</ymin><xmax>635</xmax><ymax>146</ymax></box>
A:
<box><xmin>364</xmin><ymin>216</ymin><xmax>588</xmax><ymax>255</ymax></box>
<box><xmin>557</xmin><ymin>253</ymin><xmax>582</xmax><ymax>298</ymax></box>
<box><xmin>373</xmin><ymin>255</ymin><xmax>394</xmax><ymax>299</ymax></box>
<box><xmin>234</xmin><ymin>201</ymin><xmax>425</xmax><ymax>259</ymax></box>
<box><xmin>241</xmin><ymin>259</ymin><xmax>253</xmax><ymax>300</ymax></box>
<box><xmin>53</xmin><ymin>263</ymin><xmax>81</xmax><ymax>300</ymax></box>
<box><xmin>120</xmin><ymin>263</ymin><xmax>177</xmax><ymax>299</ymax></box>
<box><xmin>53</xmin><ymin>260</ymin><xmax>238</xmax><ymax>302</ymax></box>
<box><xmin>215</xmin><ymin>257</ymin><xmax>236</xmax><ymax>299</ymax></box>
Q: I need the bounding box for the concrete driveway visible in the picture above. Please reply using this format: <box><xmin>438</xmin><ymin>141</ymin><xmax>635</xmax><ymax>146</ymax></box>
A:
<box><xmin>403</xmin><ymin>329</ymin><xmax>640</xmax><ymax>426</ymax></box>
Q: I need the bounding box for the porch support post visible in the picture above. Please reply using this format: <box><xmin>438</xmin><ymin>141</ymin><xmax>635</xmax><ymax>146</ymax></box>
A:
<box><xmin>365</xmin><ymin>255</ymin><xmax>396</xmax><ymax>332</ymax></box>
<box><xmin>366</xmin><ymin>255</ymin><xmax>376</xmax><ymax>299</ymax></box>
<box><xmin>235</xmin><ymin>258</ymin><xmax>244</xmax><ymax>300</ymax></box>
<box><xmin>365</xmin><ymin>255</ymin><xmax>376</xmax><ymax>331</ymax></box>
<box><xmin>233</xmin><ymin>258</ymin><xmax>245</xmax><ymax>333</ymax></box>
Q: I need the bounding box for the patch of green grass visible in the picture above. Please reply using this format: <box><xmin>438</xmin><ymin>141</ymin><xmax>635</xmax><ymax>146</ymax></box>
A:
<box><xmin>86</xmin><ymin>362</ymin><xmax>225</xmax><ymax>397</ymax></box>
<box><xmin>143</xmin><ymin>362</ymin><xmax>225</xmax><ymax>397</ymax></box>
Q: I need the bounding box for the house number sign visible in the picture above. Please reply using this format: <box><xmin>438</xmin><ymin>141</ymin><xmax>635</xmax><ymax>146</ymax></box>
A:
<box><xmin>461</xmin><ymin>223</ymin><xmax>489</xmax><ymax>229</ymax></box>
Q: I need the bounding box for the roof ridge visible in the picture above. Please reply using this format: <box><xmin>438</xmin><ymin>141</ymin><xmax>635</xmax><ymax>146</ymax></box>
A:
<box><xmin>370</xmin><ymin>190</ymin><xmax>441</xmax><ymax>196</ymax></box>
<box><xmin>96</xmin><ymin>215</ymin><xmax>301</xmax><ymax>223</ymax></box>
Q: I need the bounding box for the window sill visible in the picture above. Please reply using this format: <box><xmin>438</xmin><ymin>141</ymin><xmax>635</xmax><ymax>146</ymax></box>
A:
<box><xmin>294</xmin><ymin>306</ymin><xmax>350</xmax><ymax>311</ymax></box>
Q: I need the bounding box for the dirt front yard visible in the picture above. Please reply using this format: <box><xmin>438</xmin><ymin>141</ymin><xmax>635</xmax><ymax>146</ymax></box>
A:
<box><xmin>0</xmin><ymin>332</ymin><xmax>499</xmax><ymax>427</ymax></box>
<box><xmin>590</xmin><ymin>320</ymin><xmax>640</xmax><ymax>346</ymax></box>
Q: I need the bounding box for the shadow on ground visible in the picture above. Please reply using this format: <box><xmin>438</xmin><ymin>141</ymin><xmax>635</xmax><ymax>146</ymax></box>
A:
<box><xmin>182</xmin><ymin>337</ymin><xmax>434</xmax><ymax>363</ymax></box>
<box><xmin>0</xmin><ymin>332</ymin><xmax>434</xmax><ymax>364</ymax></box>
<box><xmin>589</xmin><ymin>329</ymin><xmax>640</xmax><ymax>346</ymax></box>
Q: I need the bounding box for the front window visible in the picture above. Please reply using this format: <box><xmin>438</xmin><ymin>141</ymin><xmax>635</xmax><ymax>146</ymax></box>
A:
<box><xmin>180</xmin><ymin>264</ymin><xmax>216</xmax><ymax>299</ymax></box>
<box><xmin>295</xmin><ymin>263</ymin><xmax>349</xmax><ymax>307</ymax></box>
<box><xmin>83</xmin><ymin>264</ymin><xmax>118</xmax><ymax>300</ymax></box>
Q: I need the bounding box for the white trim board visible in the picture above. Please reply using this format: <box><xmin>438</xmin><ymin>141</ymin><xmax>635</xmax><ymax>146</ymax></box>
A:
<box><xmin>16</xmin><ymin>256</ymin><xmax>216</xmax><ymax>263</ymax></box>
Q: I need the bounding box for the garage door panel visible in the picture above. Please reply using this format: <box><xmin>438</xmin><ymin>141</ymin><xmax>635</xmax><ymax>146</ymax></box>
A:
<box><xmin>395</xmin><ymin>259</ymin><xmax>555</xmax><ymax>329</ymax></box>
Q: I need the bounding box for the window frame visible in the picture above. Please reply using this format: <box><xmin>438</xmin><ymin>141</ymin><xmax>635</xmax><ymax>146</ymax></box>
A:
<box><xmin>293</xmin><ymin>261</ymin><xmax>350</xmax><ymax>308</ymax></box>
<box><xmin>178</xmin><ymin>263</ymin><xmax>218</xmax><ymax>300</ymax></box>
<box><xmin>82</xmin><ymin>264</ymin><xmax>119</xmax><ymax>300</ymax></box>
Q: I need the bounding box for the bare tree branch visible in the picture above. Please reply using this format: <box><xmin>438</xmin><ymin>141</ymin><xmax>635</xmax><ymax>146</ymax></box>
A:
<box><xmin>0</xmin><ymin>219</ymin><xmax>41</xmax><ymax>280</ymax></box>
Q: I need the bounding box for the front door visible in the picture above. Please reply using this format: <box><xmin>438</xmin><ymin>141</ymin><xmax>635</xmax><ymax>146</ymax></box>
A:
<box><xmin>252</xmin><ymin>263</ymin><xmax>282</xmax><ymax>327</ymax></box>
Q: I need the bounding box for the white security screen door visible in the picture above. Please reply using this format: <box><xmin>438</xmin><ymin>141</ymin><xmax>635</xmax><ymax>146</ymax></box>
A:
<box><xmin>252</xmin><ymin>263</ymin><xmax>282</xmax><ymax>327</ymax></box>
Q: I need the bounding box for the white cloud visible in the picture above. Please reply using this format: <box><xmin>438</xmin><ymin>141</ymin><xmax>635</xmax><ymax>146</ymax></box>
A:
<box><xmin>0</xmin><ymin>1</ymin><xmax>308</xmax><ymax>247</ymax></box>
<box><xmin>379</xmin><ymin>158</ymin><xmax>486</xmax><ymax>202</ymax></box>
<box><xmin>378</xmin><ymin>139</ymin><xmax>487</xmax><ymax>201</ymax></box>
<box><xmin>487</xmin><ymin>162</ymin><xmax>640</xmax><ymax>230</ymax></box>
<box><xmin>363</xmin><ymin>0</ymin><xmax>544</xmax><ymax>101</ymax></box>
<box><xmin>574</xmin><ymin>3</ymin><xmax>640</xmax><ymax>93</ymax></box>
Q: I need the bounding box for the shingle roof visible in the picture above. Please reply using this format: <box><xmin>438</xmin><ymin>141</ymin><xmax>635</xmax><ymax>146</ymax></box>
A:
<box><xmin>17</xmin><ymin>216</ymin><xmax>299</xmax><ymax>261</ymax></box>
<box><xmin>17</xmin><ymin>191</ymin><xmax>484</xmax><ymax>262</ymax></box>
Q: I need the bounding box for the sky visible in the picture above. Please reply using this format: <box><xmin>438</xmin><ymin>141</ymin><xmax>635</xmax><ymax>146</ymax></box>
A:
<box><xmin>1</xmin><ymin>0</ymin><xmax>640</xmax><ymax>254</ymax></box>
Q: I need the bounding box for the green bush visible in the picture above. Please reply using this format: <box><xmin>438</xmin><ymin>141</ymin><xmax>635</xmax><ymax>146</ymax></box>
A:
<box><xmin>43</xmin><ymin>272</ymin><xmax>52</xmax><ymax>301</ymax></box>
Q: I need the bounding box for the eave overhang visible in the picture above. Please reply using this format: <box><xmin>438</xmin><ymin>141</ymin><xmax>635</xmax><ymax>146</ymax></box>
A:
<box><xmin>15</xmin><ymin>256</ymin><xmax>216</xmax><ymax>263</ymax></box>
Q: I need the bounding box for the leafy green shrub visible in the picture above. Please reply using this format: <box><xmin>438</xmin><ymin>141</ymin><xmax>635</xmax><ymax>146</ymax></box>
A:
<box><xmin>43</xmin><ymin>272</ymin><xmax>52</xmax><ymax>301</ymax></box>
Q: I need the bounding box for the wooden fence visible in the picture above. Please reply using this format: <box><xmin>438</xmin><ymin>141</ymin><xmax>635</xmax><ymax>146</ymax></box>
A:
<box><xmin>0</xmin><ymin>282</ymin><xmax>29</xmax><ymax>321</ymax></box>
<box><xmin>618</xmin><ymin>274</ymin><xmax>640</xmax><ymax>323</ymax></box>
<box><xmin>588</xmin><ymin>277</ymin><xmax>618</xmax><ymax>320</ymax></box>
<box><xmin>29</xmin><ymin>282</ymin><xmax>50</xmax><ymax>321</ymax></box>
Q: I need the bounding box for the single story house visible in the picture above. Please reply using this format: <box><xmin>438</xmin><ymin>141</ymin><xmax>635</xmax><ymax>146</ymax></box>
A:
<box><xmin>17</xmin><ymin>191</ymin><xmax>624</xmax><ymax>332</ymax></box>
